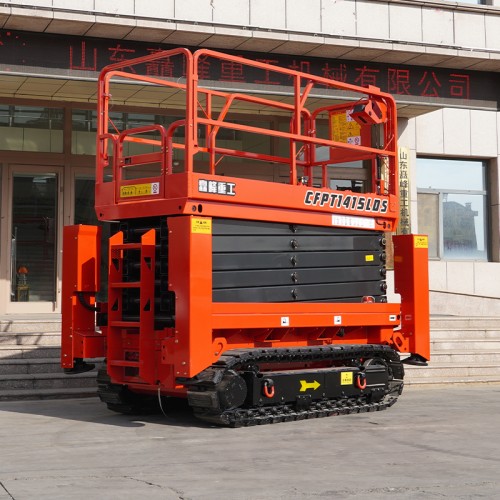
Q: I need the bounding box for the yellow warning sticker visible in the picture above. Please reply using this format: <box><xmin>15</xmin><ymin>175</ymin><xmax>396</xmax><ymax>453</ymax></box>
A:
<box><xmin>340</xmin><ymin>372</ymin><xmax>353</xmax><ymax>385</ymax></box>
<box><xmin>120</xmin><ymin>182</ymin><xmax>160</xmax><ymax>198</ymax></box>
<box><xmin>365</xmin><ymin>255</ymin><xmax>374</xmax><ymax>262</ymax></box>
<box><xmin>191</xmin><ymin>218</ymin><xmax>212</xmax><ymax>234</ymax></box>
<box><xmin>330</xmin><ymin>109</ymin><xmax>362</xmax><ymax>145</ymax></box>
<box><xmin>415</xmin><ymin>235</ymin><xmax>428</xmax><ymax>249</ymax></box>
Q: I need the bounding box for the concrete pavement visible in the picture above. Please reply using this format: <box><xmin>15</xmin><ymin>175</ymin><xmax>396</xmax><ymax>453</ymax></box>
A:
<box><xmin>1</xmin><ymin>384</ymin><xmax>500</xmax><ymax>499</ymax></box>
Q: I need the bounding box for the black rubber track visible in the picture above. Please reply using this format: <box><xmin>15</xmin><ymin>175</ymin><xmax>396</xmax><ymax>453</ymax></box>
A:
<box><xmin>188</xmin><ymin>344</ymin><xmax>404</xmax><ymax>427</ymax></box>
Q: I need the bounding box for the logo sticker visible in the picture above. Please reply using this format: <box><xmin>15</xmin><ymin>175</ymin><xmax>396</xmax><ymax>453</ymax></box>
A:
<box><xmin>198</xmin><ymin>179</ymin><xmax>236</xmax><ymax>196</ymax></box>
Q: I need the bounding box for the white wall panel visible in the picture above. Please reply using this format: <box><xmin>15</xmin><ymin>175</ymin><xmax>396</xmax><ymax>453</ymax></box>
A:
<box><xmin>213</xmin><ymin>0</ymin><xmax>250</xmax><ymax>26</ymax></box>
<box><xmin>485</xmin><ymin>14</ymin><xmax>500</xmax><ymax>51</ymax></box>
<box><xmin>54</xmin><ymin>0</ymin><xmax>94</xmax><ymax>9</ymax></box>
<box><xmin>95</xmin><ymin>0</ymin><xmax>134</xmax><ymax>16</ymax></box>
<box><xmin>446</xmin><ymin>261</ymin><xmax>475</xmax><ymax>295</ymax></box>
<box><xmin>422</xmin><ymin>8</ymin><xmax>453</xmax><ymax>45</ymax></box>
<box><xmin>443</xmin><ymin>108</ymin><xmax>470</xmax><ymax>156</ymax></box>
<box><xmin>286</xmin><ymin>0</ymin><xmax>321</xmax><ymax>33</ymax></box>
<box><xmin>389</xmin><ymin>3</ymin><xmax>422</xmax><ymax>43</ymax></box>
<box><xmin>470</xmin><ymin>110</ymin><xmax>497</xmax><ymax>158</ymax></box>
<box><xmin>356</xmin><ymin>0</ymin><xmax>389</xmax><ymax>39</ymax></box>
<box><xmin>415</xmin><ymin>109</ymin><xmax>444</xmax><ymax>155</ymax></box>
<box><xmin>250</xmin><ymin>0</ymin><xmax>286</xmax><ymax>30</ymax></box>
<box><xmin>428</xmin><ymin>261</ymin><xmax>447</xmax><ymax>291</ymax></box>
<box><xmin>16</xmin><ymin>0</ymin><xmax>52</xmax><ymax>6</ymax></box>
<box><xmin>410</xmin><ymin>199</ymin><xmax>419</xmax><ymax>233</ymax></box>
<box><xmin>175</xmin><ymin>0</ymin><xmax>213</xmax><ymax>23</ymax></box>
<box><xmin>474</xmin><ymin>262</ymin><xmax>500</xmax><ymax>298</ymax></box>
<box><xmin>135</xmin><ymin>0</ymin><xmax>174</xmax><ymax>19</ymax></box>
<box><xmin>398</xmin><ymin>117</ymin><xmax>416</xmax><ymax>151</ymax></box>
<box><xmin>454</xmin><ymin>11</ymin><xmax>485</xmax><ymax>49</ymax></box>
<box><xmin>320</xmin><ymin>0</ymin><xmax>356</xmax><ymax>37</ymax></box>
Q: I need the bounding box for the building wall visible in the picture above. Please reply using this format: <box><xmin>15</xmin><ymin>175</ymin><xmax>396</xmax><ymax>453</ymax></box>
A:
<box><xmin>1</xmin><ymin>0</ymin><xmax>500</xmax><ymax>316</ymax></box>
<box><xmin>396</xmin><ymin>108</ymin><xmax>500</xmax><ymax>315</ymax></box>
<box><xmin>2</xmin><ymin>1</ymin><xmax>500</xmax><ymax>58</ymax></box>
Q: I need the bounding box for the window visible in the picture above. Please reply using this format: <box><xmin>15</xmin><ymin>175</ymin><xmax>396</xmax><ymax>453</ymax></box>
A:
<box><xmin>0</xmin><ymin>105</ymin><xmax>63</xmax><ymax>152</ymax></box>
<box><xmin>417</xmin><ymin>158</ymin><xmax>488</xmax><ymax>261</ymax></box>
<box><xmin>71</xmin><ymin>110</ymin><xmax>183</xmax><ymax>155</ymax></box>
<box><xmin>72</xmin><ymin>109</ymin><xmax>121</xmax><ymax>155</ymax></box>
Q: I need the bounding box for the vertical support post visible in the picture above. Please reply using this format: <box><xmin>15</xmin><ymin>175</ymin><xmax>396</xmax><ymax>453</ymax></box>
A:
<box><xmin>139</xmin><ymin>229</ymin><xmax>157</xmax><ymax>384</ymax></box>
<box><xmin>289</xmin><ymin>75</ymin><xmax>301</xmax><ymax>186</ymax></box>
<box><xmin>107</xmin><ymin>231</ymin><xmax>124</xmax><ymax>381</ymax></box>
<box><xmin>168</xmin><ymin>215</ymin><xmax>213</xmax><ymax>378</ymax></box>
<box><xmin>393</xmin><ymin>234</ymin><xmax>431</xmax><ymax>361</ymax></box>
<box><xmin>61</xmin><ymin>225</ymin><xmax>104</xmax><ymax>369</ymax></box>
<box><xmin>186</xmin><ymin>50</ymin><xmax>196</xmax><ymax>172</ymax></box>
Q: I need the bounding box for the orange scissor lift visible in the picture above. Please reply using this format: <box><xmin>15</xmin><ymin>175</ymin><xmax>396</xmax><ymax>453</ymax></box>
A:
<box><xmin>61</xmin><ymin>48</ymin><xmax>429</xmax><ymax>426</ymax></box>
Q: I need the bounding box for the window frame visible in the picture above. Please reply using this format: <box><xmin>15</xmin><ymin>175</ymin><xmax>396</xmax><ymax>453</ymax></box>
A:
<box><xmin>416</xmin><ymin>157</ymin><xmax>489</xmax><ymax>262</ymax></box>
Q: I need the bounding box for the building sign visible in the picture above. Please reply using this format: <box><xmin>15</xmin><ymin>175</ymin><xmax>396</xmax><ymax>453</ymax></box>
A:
<box><xmin>0</xmin><ymin>29</ymin><xmax>499</xmax><ymax>104</ymax></box>
<box><xmin>397</xmin><ymin>147</ymin><xmax>411</xmax><ymax>235</ymax></box>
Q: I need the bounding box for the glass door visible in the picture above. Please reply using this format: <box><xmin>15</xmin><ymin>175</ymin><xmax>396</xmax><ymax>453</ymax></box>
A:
<box><xmin>7</xmin><ymin>166</ymin><xmax>62</xmax><ymax>312</ymax></box>
<box><xmin>73</xmin><ymin>172</ymin><xmax>98</xmax><ymax>225</ymax></box>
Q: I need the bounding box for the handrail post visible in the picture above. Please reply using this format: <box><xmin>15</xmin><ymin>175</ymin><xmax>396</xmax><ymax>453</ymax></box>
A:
<box><xmin>185</xmin><ymin>50</ymin><xmax>196</xmax><ymax>173</ymax></box>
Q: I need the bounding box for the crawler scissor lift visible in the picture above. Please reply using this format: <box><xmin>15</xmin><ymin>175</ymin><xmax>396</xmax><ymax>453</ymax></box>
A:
<box><xmin>61</xmin><ymin>49</ymin><xmax>429</xmax><ymax>426</ymax></box>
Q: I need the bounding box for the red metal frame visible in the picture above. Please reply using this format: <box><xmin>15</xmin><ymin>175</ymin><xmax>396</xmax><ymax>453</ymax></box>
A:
<box><xmin>61</xmin><ymin>49</ymin><xmax>430</xmax><ymax>395</ymax></box>
<box><xmin>393</xmin><ymin>234</ymin><xmax>431</xmax><ymax>361</ymax></box>
<box><xmin>95</xmin><ymin>48</ymin><xmax>399</xmax><ymax>232</ymax></box>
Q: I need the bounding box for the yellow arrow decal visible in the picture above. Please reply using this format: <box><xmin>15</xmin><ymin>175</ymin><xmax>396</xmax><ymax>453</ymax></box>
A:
<box><xmin>299</xmin><ymin>380</ymin><xmax>321</xmax><ymax>392</ymax></box>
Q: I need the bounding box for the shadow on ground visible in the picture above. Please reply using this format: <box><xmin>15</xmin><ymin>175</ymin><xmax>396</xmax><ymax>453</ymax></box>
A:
<box><xmin>0</xmin><ymin>395</ymin><xmax>215</xmax><ymax>429</ymax></box>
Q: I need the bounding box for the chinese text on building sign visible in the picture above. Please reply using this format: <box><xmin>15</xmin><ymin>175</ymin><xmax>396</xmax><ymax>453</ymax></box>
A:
<box><xmin>397</xmin><ymin>147</ymin><xmax>411</xmax><ymax>235</ymax></box>
<box><xmin>0</xmin><ymin>29</ymin><xmax>495</xmax><ymax>102</ymax></box>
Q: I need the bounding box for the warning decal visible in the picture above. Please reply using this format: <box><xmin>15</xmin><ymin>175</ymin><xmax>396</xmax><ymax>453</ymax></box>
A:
<box><xmin>415</xmin><ymin>236</ymin><xmax>428</xmax><ymax>248</ymax></box>
<box><xmin>330</xmin><ymin>109</ymin><xmax>361</xmax><ymax>145</ymax></box>
<box><xmin>120</xmin><ymin>182</ymin><xmax>160</xmax><ymax>198</ymax></box>
<box><xmin>191</xmin><ymin>218</ymin><xmax>212</xmax><ymax>234</ymax></box>
<box><xmin>340</xmin><ymin>372</ymin><xmax>353</xmax><ymax>386</ymax></box>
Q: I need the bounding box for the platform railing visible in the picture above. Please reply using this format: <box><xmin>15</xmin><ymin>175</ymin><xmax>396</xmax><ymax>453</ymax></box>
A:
<box><xmin>96</xmin><ymin>48</ymin><xmax>399</xmax><ymax>205</ymax></box>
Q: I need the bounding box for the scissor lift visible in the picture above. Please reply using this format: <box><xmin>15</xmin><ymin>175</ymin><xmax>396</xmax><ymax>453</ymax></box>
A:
<box><xmin>61</xmin><ymin>49</ymin><xmax>429</xmax><ymax>426</ymax></box>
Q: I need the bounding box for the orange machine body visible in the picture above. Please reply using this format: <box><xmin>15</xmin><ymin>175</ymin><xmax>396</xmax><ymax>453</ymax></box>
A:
<box><xmin>61</xmin><ymin>48</ymin><xmax>430</xmax><ymax>399</ymax></box>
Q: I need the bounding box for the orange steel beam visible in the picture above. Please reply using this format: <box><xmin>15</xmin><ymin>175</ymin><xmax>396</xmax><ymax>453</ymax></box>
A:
<box><xmin>138</xmin><ymin>229</ymin><xmax>157</xmax><ymax>384</ymax></box>
<box><xmin>167</xmin><ymin>216</ymin><xmax>215</xmax><ymax>378</ymax></box>
<box><xmin>211</xmin><ymin>302</ymin><xmax>401</xmax><ymax>330</ymax></box>
<box><xmin>393</xmin><ymin>234</ymin><xmax>431</xmax><ymax>360</ymax></box>
<box><xmin>61</xmin><ymin>225</ymin><xmax>105</xmax><ymax>369</ymax></box>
